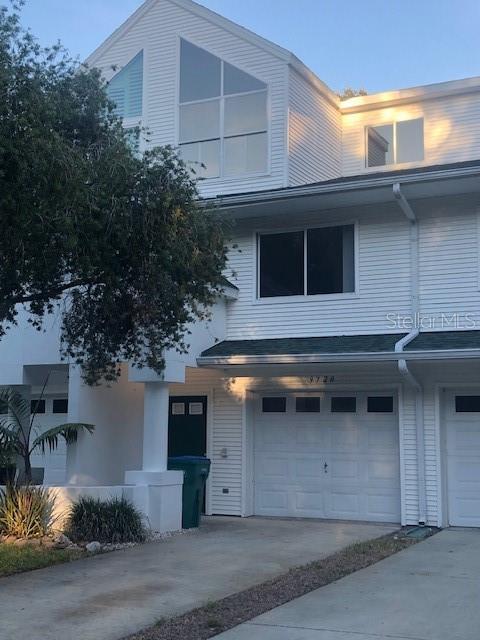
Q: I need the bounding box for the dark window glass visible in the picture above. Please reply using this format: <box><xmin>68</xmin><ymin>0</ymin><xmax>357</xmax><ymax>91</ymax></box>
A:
<box><xmin>52</xmin><ymin>398</ymin><xmax>68</xmax><ymax>414</ymax></box>
<box><xmin>31</xmin><ymin>399</ymin><xmax>46</xmax><ymax>414</ymax></box>
<box><xmin>307</xmin><ymin>225</ymin><xmax>354</xmax><ymax>295</ymax></box>
<box><xmin>259</xmin><ymin>231</ymin><xmax>304</xmax><ymax>297</ymax></box>
<box><xmin>0</xmin><ymin>400</ymin><xmax>8</xmax><ymax>415</ymax></box>
<box><xmin>367</xmin><ymin>396</ymin><xmax>394</xmax><ymax>413</ymax></box>
<box><xmin>331</xmin><ymin>396</ymin><xmax>356</xmax><ymax>413</ymax></box>
<box><xmin>262</xmin><ymin>397</ymin><xmax>286</xmax><ymax>413</ymax></box>
<box><xmin>455</xmin><ymin>396</ymin><xmax>480</xmax><ymax>412</ymax></box>
<box><xmin>296</xmin><ymin>397</ymin><xmax>320</xmax><ymax>413</ymax></box>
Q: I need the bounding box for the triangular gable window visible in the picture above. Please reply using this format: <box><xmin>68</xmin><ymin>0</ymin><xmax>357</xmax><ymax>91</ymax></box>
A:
<box><xmin>179</xmin><ymin>39</ymin><xmax>268</xmax><ymax>179</ymax></box>
<box><xmin>107</xmin><ymin>51</ymin><xmax>143</xmax><ymax>119</ymax></box>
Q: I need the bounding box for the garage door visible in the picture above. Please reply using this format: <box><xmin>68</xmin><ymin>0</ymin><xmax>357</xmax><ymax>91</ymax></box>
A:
<box><xmin>445</xmin><ymin>391</ymin><xmax>480</xmax><ymax>527</ymax></box>
<box><xmin>254</xmin><ymin>392</ymin><xmax>400</xmax><ymax>522</ymax></box>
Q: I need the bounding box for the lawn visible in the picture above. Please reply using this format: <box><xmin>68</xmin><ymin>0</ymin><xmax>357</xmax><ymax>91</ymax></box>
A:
<box><xmin>0</xmin><ymin>543</ymin><xmax>83</xmax><ymax>577</ymax></box>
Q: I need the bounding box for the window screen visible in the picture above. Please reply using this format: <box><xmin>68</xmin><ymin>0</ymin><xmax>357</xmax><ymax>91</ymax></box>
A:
<box><xmin>367</xmin><ymin>396</ymin><xmax>394</xmax><ymax>413</ymax></box>
<box><xmin>259</xmin><ymin>231</ymin><xmax>304</xmax><ymax>297</ymax></box>
<box><xmin>455</xmin><ymin>396</ymin><xmax>480</xmax><ymax>412</ymax></box>
<box><xmin>331</xmin><ymin>397</ymin><xmax>356</xmax><ymax>413</ymax></box>
<box><xmin>262</xmin><ymin>397</ymin><xmax>287</xmax><ymax>413</ymax></box>
<box><xmin>307</xmin><ymin>225</ymin><xmax>354</xmax><ymax>295</ymax></box>
<box><xmin>296</xmin><ymin>397</ymin><xmax>321</xmax><ymax>413</ymax></box>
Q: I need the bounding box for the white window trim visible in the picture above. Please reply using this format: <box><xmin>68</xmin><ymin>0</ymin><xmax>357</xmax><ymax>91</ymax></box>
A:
<box><xmin>364</xmin><ymin>118</ymin><xmax>424</xmax><ymax>169</ymax></box>
<box><xmin>175</xmin><ymin>35</ymin><xmax>271</xmax><ymax>181</ymax></box>
<box><xmin>253</xmin><ymin>221</ymin><xmax>359</xmax><ymax>304</ymax></box>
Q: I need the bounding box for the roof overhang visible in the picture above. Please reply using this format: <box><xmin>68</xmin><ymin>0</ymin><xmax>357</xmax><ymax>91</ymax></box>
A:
<box><xmin>197</xmin><ymin>349</ymin><xmax>480</xmax><ymax>368</ymax></box>
<box><xmin>206</xmin><ymin>163</ymin><xmax>480</xmax><ymax>219</ymax></box>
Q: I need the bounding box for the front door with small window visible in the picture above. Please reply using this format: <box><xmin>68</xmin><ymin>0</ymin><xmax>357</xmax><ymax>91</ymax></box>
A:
<box><xmin>168</xmin><ymin>396</ymin><xmax>207</xmax><ymax>458</ymax></box>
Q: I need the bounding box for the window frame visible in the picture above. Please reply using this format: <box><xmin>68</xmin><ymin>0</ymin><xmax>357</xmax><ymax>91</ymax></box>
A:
<box><xmin>365</xmin><ymin>118</ymin><xmax>424</xmax><ymax>169</ymax></box>
<box><xmin>176</xmin><ymin>36</ymin><xmax>270</xmax><ymax>181</ymax></box>
<box><xmin>254</xmin><ymin>221</ymin><xmax>358</xmax><ymax>303</ymax></box>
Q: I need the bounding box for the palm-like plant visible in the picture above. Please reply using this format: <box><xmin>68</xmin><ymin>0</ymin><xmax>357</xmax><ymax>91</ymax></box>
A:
<box><xmin>0</xmin><ymin>386</ymin><xmax>94</xmax><ymax>484</ymax></box>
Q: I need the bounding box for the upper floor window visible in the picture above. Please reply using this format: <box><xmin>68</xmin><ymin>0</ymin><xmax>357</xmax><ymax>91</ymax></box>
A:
<box><xmin>179</xmin><ymin>39</ymin><xmax>268</xmax><ymax>179</ymax></box>
<box><xmin>107</xmin><ymin>51</ymin><xmax>144</xmax><ymax>121</ymax></box>
<box><xmin>258</xmin><ymin>225</ymin><xmax>355</xmax><ymax>298</ymax></box>
<box><xmin>366</xmin><ymin>118</ymin><xmax>424</xmax><ymax>168</ymax></box>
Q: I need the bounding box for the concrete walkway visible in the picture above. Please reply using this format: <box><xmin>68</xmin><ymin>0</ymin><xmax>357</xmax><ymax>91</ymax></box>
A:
<box><xmin>0</xmin><ymin>516</ymin><xmax>395</xmax><ymax>640</ymax></box>
<box><xmin>217</xmin><ymin>528</ymin><xmax>480</xmax><ymax>640</ymax></box>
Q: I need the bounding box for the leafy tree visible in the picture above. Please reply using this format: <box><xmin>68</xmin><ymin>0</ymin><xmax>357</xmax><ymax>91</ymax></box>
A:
<box><xmin>0</xmin><ymin>386</ymin><xmax>94</xmax><ymax>484</ymax></box>
<box><xmin>338</xmin><ymin>87</ymin><xmax>368</xmax><ymax>100</ymax></box>
<box><xmin>0</xmin><ymin>2</ymin><xmax>228</xmax><ymax>384</ymax></box>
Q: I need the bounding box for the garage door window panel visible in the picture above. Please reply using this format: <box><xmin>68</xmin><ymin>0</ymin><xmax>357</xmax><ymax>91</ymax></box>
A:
<box><xmin>262</xmin><ymin>397</ymin><xmax>287</xmax><ymax>413</ymax></box>
<box><xmin>368</xmin><ymin>396</ymin><xmax>394</xmax><ymax>413</ymax></box>
<box><xmin>296</xmin><ymin>397</ymin><xmax>321</xmax><ymax>413</ymax></box>
<box><xmin>331</xmin><ymin>397</ymin><xmax>357</xmax><ymax>413</ymax></box>
<box><xmin>455</xmin><ymin>396</ymin><xmax>480</xmax><ymax>412</ymax></box>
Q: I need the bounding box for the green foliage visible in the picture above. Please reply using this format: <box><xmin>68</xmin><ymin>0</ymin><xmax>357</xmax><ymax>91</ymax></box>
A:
<box><xmin>0</xmin><ymin>386</ymin><xmax>94</xmax><ymax>483</ymax></box>
<box><xmin>0</xmin><ymin>3</ymin><xmax>228</xmax><ymax>385</ymax></box>
<box><xmin>0</xmin><ymin>484</ymin><xmax>56</xmax><ymax>538</ymax></box>
<box><xmin>338</xmin><ymin>87</ymin><xmax>368</xmax><ymax>100</ymax></box>
<box><xmin>65</xmin><ymin>495</ymin><xmax>146</xmax><ymax>543</ymax></box>
<box><xmin>0</xmin><ymin>542</ymin><xmax>82</xmax><ymax>577</ymax></box>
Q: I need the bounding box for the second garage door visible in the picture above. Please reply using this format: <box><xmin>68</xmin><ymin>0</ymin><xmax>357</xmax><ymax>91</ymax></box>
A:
<box><xmin>254</xmin><ymin>392</ymin><xmax>401</xmax><ymax>522</ymax></box>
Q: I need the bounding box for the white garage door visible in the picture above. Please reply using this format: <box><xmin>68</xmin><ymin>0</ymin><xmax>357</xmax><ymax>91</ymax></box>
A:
<box><xmin>254</xmin><ymin>392</ymin><xmax>400</xmax><ymax>522</ymax></box>
<box><xmin>445</xmin><ymin>391</ymin><xmax>480</xmax><ymax>527</ymax></box>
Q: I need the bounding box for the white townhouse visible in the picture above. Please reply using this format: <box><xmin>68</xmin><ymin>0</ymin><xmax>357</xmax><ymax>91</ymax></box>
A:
<box><xmin>3</xmin><ymin>0</ymin><xmax>480</xmax><ymax>531</ymax></box>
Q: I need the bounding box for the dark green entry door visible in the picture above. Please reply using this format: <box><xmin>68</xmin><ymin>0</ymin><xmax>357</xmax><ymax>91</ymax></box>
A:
<box><xmin>168</xmin><ymin>396</ymin><xmax>207</xmax><ymax>457</ymax></box>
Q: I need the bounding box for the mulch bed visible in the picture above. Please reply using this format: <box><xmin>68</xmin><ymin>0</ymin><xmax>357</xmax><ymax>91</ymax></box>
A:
<box><xmin>125</xmin><ymin>528</ymin><xmax>436</xmax><ymax>640</ymax></box>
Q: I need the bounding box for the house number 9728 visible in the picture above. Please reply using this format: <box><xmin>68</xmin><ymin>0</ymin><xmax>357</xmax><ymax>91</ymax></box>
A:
<box><xmin>303</xmin><ymin>376</ymin><xmax>335</xmax><ymax>384</ymax></box>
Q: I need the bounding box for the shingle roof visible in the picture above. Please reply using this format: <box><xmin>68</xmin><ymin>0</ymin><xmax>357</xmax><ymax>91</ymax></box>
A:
<box><xmin>406</xmin><ymin>330</ymin><xmax>480</xmax><ymax>351</ymax></box>
<box><xmin>201</xmin><ymin>334</ymin><xmax>405</xmax><ymax>358</ymax></box>
<box><xmin>200</xmin><ymin>331</ymin><xmax>480</xmax><ymax>359</ymax></box>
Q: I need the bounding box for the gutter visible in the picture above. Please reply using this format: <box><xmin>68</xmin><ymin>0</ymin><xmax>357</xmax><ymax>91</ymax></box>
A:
<box><xmin>393</xmin><ymin>184</ymin><xmax>427</xmax><ymax>526</ymax></box>
<box><xmin>209</xmin><ymin>164</ymin><xmax>480</xmax><ymax>209</ymax></box>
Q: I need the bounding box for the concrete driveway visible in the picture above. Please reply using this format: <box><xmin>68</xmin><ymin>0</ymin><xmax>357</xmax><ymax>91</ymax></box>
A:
<box><xmin>217</xmin><ymin>528</ymin><xmax>480</xmax><ymax>640</ymax></box>
<box><xmin>0</xmin><ymin>516</ymin><xmax>395</xmax><ymax>640</ymax></box>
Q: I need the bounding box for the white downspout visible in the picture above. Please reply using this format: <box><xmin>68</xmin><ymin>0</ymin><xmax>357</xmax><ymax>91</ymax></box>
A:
<box><xmin>393</xmin><ymin>183</ymin><xmax>427</xmax><ymax>525</ymax></box>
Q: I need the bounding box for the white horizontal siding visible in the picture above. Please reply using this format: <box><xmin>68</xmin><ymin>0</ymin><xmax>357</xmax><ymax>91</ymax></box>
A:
<box><xmin>342</xmin><ymin>92</ymin><xmax>480</xmax><ymax>176</ymax></box>
<box><xmin>88</xmin><ymin>0</ymin><xmax>288</xmax><ymax>197</ymax></box>
<box><xmin>226</xmin><ymin>206</ymin><xmax>412</xmax><ymax>339</ymax></box>
<box><xmin>288</xmin><ymin>68</ymin><xmax>341</xmax><ymax>186</ymax></box>
<box><xmin>418</xmin><ymin>197</ymin><xmax>480</xmax><ymax>326</ymax></box>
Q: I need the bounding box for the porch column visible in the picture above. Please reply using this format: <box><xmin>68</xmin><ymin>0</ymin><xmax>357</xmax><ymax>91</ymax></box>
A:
<box><xmin>142</xmin><ymin>382</ymin><xmax>169</xmax><ymax>472</ymax></box>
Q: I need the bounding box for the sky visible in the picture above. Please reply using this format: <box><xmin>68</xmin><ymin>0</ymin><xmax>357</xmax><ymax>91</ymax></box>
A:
<box><xmin>19</xmin><ymin>0</ymin><xmax>480</xmax><ymax>94</ymax></box>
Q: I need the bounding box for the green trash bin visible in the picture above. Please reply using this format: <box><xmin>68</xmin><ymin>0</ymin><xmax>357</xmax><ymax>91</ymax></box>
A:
<box><xmin>168</xmin><ymin>456</ymin><xmax>211</xmax><ymax>529</ymax></box>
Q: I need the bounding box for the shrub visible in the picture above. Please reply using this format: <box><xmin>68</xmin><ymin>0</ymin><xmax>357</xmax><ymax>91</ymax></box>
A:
<box><xmin>0</xmin><ymin>484</ymin><xmax>56</xmax><ymax>538</ymax></box>
<box><xmin>65</xmin><ymin>495</ymin><xmax>146</xmax><ymax>543</ymax></box>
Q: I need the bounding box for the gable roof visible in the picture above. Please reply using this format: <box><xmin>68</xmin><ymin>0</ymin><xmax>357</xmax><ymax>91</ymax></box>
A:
<box><xmin>85</xmin><ymin>0</ymin><xmax>339</xmax><ymax>107</ymax></box>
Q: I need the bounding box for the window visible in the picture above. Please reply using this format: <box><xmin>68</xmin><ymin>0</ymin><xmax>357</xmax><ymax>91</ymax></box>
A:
<box><xmin>331</xmin><ymin>397</ymin><xmax>356</xmax><ymax>413</ymax></box>
<box><xmin>455</xmin><ymin>395</ymin><xmax>480</xmax><ymax>412</ymax></box>
<box><xmin>31</xmin><ymin>399</ymin><xmax>46</xmax><ymax>414</ymax></box>
<box><xmin>258</xmin><ymin>225</ymin><xmax>355</xmax><ymax>298</ymax></box>
<box><xmin>107</xmin><ymin>51</ymin><xmax>143</xmax><ymax>119</ymax></box>
<box><xmin>0</xmin><ymin>400</ymin><xmax>7</xmax><ymax>415</ymax></box>
<box><xmin>367</xmin><ymin>118</ymin><xmax>424</xmax><ymax>167</ymax></box>
<box><xmin>262</xmin><ymin>397</ymin><xmax>286</xmax><ymax>413</ymax></box>
<box><xmin>367</xmin><ymin>396</ymin><xmax>394</xmax><ymax>413</ymax></box>
<box><xmin>296</xmin><ymin>397</ymin><xmax>320</xmax><ymax>413</ymax></box>
<box><xmin>179</xmin><ymin>39</ymin><xmax>268</xmax><ymax>179</ymax></box>
<box><xmin>52</xmin><ymin>398</ymin><xmax>68</xmax><ymax>414</ymax></box>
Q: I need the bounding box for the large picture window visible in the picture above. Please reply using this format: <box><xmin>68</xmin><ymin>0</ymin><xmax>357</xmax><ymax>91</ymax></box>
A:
<box><xmin>258</xmin><ymin>225</ymin><xmax>355</xmax><ymax>298</ymax></box>
<box><xmin>179</xmin><ymin>39</ymin><xmax>268</xmax><ymax>179</ymax></box>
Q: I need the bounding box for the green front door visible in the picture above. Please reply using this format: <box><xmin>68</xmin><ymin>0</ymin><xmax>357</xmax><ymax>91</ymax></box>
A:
<box><xmin>168</xmin><ymin>396</ymin><xmax>207</xmax><ymax>457</ymax></box>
